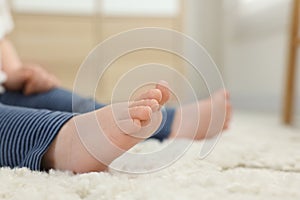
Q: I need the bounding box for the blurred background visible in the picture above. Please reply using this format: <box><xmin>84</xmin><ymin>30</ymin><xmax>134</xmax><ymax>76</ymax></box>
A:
<box><xmin>7</xmin><ymin>0</ymin><xmax>300</xmax><ymax>126</ymax></box>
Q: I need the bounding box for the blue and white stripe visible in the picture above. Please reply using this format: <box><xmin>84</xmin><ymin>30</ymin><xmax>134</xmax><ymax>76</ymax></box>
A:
<box><xmin>0</xmin><ymin>104</ymin><xmax>73</xmax><ymax>170</ymax></box>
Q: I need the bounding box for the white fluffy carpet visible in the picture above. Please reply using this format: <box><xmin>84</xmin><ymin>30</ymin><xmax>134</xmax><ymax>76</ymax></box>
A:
<box><xmin>0</xmin><ymin>112</ymin><xmax>299</xmax><ymax>200</ymax></box>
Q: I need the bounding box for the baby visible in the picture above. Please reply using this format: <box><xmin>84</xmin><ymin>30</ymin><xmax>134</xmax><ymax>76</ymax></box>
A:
<box><xmin>0</xmin><ymin>39</ymin><xmax>231</xmax><ymax>173</ymax></box>
<box><xmin>0</xmin><ymin>0</ymin><xmax>231</xmax><ymax>173</ymax></box>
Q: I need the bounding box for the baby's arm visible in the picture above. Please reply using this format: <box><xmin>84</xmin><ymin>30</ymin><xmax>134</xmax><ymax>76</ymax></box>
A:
<box><xmin>0</xmin><ymin>38</ymin><xmax>60</xmax><ymax>95</ymax></box>
<box><xmin>0</xmin><ymin>38</ymin><xmax>22</xmax><ymax>73</ymax></box>
<box><xmin>0</xmin><ymin>38</ymin><xmax>26</xmax><ymax>91</ymax></box>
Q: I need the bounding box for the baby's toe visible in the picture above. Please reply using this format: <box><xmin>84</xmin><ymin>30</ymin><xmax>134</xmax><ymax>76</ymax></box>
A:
<box><xmin>138</xmin><ymin>89</ymin><xmax>162</xmax><ymax>103</ymax></box>
<box><xmin>156</xmin><ymin>80</ymin><xmax>170</xmax><ymax>105</ymax></box>
<box><xmin>130</xmin><ymin>99</ymin><xmax>159</xmax><ymax>112</ymax></box>
<box><xmin>129</xmin><ymin>106</ymin><xmax>152</xmax><ymax>121</ymax></box>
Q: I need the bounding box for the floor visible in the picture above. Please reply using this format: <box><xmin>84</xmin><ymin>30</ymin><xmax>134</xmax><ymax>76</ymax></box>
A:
<box><xmin>0</xmin><ymin>111</ymin><xmax>299</xmax><ymax>200</ymax></box>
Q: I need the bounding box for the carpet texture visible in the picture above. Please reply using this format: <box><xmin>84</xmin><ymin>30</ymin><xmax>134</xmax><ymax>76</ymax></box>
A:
<box><xmin>0</xmin><ymin>112</ymin><xmax>299</xmax><ymax>200</ymax></box>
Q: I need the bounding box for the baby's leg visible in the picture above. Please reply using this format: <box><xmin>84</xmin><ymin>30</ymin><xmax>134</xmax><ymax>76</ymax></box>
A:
<box><xmin>42</xmin><ymin>81</ymin><xmax>170</xmax><ymax>173</ymax></box>
<box><xmin>169</xmin><ymin>90</ymin><xmax>232</xmax><ymax>140</ymax></box>
<box><xmin>0</xmin><ymin>104</ymin><xmax>73</xmax><ymax>170</ymax></box>
<box><xmin>0</xmin><ymin>87</ymin><xmax>175</xmax><ymax>141</ymax></box>
<box><xmin>0</xmin><ymin>88</ymin><xmax>105</xmax><ymax>113</ymax></box>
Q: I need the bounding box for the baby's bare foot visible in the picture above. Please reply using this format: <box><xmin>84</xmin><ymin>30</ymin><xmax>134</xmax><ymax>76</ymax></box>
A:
<box><xmin>42</xmin><ymin>81</ymin><xmax>170</xmax><ymax>173</ymax></box>
<box><xmin>170</xmin><ymin>90</ymin><xmax>231</xmax><ymax>140</ymax></box>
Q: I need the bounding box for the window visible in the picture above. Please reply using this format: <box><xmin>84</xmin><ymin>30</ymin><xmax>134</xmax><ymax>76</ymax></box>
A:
<box><xmin>12</xmin><ymin>0</ymin><xmax>179</xmax><ymax>17</ymax></box>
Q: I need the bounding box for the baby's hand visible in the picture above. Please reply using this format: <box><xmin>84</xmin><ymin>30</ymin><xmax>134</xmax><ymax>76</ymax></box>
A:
<box><xmin>21</xmin><ymin>64</ymin><xmax>60</xmax><ymax>95</ymax></box>
<box><xmin>4</xmin><ymin>63</ymin><xmax>60</xmax><ymax>95</ymax></box>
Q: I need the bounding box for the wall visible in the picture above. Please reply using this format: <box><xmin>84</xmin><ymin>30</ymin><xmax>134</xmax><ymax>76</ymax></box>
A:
<box><xmin>9</xmin><ymin>1</ymin><xmax>184</xmax><ymax>103</ymax></box>
<box><xmin>183</xmin><ymin>0</ymin><xmax>223</xmax><ymax>100</ymax></box>
<box><xmin>10</xmin><ymin>0</ymin><xmax>300</xmax><ymax>121</ymax></box>
<box><xmin>222</xmin><ymin>0</ymin><xmax>300</xmax><ymax>117</ymax></box>
<box><xmin>184</xmin><ymin>0</ymin><xmax>222</xmax><ymax>68</ymax></box>
<box><xmin>184</xmin><ymin>0</ymin><xmax>299</xmax><ymax>124</ymax></box>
